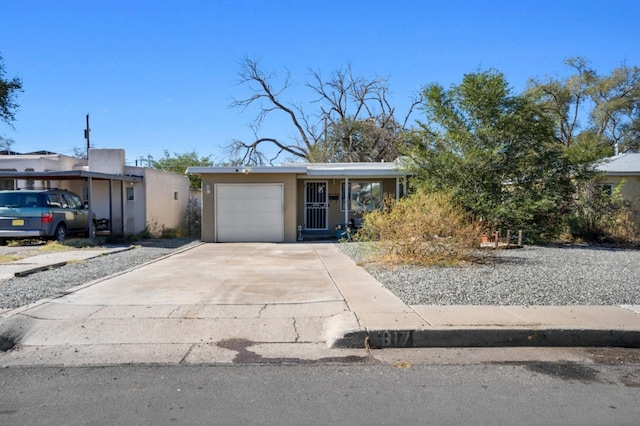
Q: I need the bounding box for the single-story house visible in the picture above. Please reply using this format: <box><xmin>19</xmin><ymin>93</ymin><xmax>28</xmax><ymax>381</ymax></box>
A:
<box><xmin>596</xmin><ymin>152</ymin><xmax>640</xmax><ymax>222</ymax></box>
<box><xmin>187</xmin><ymin>160</ymin><xmax>410</xmax><ymax>243</ymax></box>
<box><xmin>0</xmin><ymin>148</ymin><xmax>190</xmax><ymax>236</ymax></box>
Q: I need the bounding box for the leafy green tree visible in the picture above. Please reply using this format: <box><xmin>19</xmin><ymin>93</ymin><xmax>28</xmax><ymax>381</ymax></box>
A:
<box><xmin>528</xmin><ymin>57</ymin><xmax>640</xmax><ymax>156</ymax></box>
<box><xmin>151</xmin><ymin>150</ymin><xmax>213</xmax><ymax>188</ymax></box>
<box><xmin>0</xmin><ymin>54</ymin><xmax>23</xmax><ymax>127</ymax></box>
<box><xmin>408</xmin><ymin>70</ymin><xmax>573</xmax><ymax>241</ymax></box>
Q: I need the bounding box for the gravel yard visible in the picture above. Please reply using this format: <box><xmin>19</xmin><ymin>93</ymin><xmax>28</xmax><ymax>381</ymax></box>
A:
<box><xmin>0</xmin><ymin>238</ymin><xmax>200</xmax><ymax>310</ymax></box>
<box><xmin>339</xmin><ymin>243</ymin><xmax>640</xmax><ymax>306</ymax></box>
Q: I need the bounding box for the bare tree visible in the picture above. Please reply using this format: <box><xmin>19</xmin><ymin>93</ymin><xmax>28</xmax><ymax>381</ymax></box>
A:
<box><xmin>229</xmin><ymin>58</ymin><xmax>420</xmax><ymax>165</ymax></box>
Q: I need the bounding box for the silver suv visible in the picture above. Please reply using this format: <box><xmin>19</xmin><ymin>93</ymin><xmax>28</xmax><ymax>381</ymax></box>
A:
<box><xmin>0</xmin><ymin>189</ymin><xmax>95</xmax><ymax>245</ymax></box>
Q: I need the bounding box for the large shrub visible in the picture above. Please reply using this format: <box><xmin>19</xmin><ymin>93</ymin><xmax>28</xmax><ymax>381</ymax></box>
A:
<box><xmin>566</xmin><ymin>181</ymin><xmax>640</xmax><ymax>245</ymax></box>
<box><xmin>354</xmin><ymin>190</ymin><xmax>484</xmax><ymax>266</ymax></box>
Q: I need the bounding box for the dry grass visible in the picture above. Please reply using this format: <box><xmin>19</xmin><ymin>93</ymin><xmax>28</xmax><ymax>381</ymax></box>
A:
<box><xmin>0</xmin><ymin>254</ymin><xmax>23</xmax><ymax>264</ymax></box>
<box><xmin>38</xmin><ymin>241</ymin><xmax>73</xmax><ymax>252</ymax></box>
<box><xmin>354</xmin><ymin>190</ymin><xmax>485</xmax><ymax>266</ymax></box>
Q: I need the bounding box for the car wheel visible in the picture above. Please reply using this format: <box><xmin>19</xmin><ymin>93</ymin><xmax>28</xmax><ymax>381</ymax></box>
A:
<box><xmin>55</xmin><ymin>224</ymin><xmax>67</xmax><ymax>242</ymax></box>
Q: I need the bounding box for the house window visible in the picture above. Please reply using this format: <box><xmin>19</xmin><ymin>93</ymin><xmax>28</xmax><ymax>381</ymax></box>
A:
<box><xmin>0</xmin><ymin>169</ymin><xmax>16</xmax><ymax>190</ymax></box>
<box><xmin>596</xmin><ymin>184</ymin><xmax>613</xmax><ymax>197</ymax></box>
<box><xmin>25</xmin><ymin>168</ymin><xmax>34</xmax><ymax>189</ymax></box>
<box><xmin>340</xmin><ymin>181</ymin><xmax>382</xmax><ymax>212</ymax></box>
<box><xmin>126</xmin><ymin>186</ymin><xmax>135</xmax><ymax>202</ymax></box>
<box><xmin>173</xmin><ymin>190</ymin><xmax>179</xmax><ymax>201</ymax></box>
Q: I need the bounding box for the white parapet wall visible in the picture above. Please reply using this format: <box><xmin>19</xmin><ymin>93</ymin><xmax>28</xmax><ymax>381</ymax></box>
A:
<box><xmin>88</xmin><ymin>149</ymin><xmax>125</xmax><ymax>174</ymax></box>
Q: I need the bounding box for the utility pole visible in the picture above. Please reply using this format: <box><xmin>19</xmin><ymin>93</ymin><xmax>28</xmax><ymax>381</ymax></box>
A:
<box><xmin>84</xmin><ymin>114</ymin><xmax>91</xmax><ymax>160</ymax></box>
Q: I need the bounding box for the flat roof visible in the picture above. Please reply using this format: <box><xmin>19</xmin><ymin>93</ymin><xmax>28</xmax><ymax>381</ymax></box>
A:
<box><xmin>187</xmin><ymin>161</ymin><xmax>409</xmax><ymax>178</ymax></box>
<box><xmin>0</xmin><ymin>170</ymin><xmax>143</xmax><ymax>182</ymax></box>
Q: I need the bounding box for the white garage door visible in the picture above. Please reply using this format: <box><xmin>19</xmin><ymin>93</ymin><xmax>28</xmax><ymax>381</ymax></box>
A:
<box><xmin>215</xmin><ymin>183</ymin><xmax>284</xmax><ymax>242</ymax></box>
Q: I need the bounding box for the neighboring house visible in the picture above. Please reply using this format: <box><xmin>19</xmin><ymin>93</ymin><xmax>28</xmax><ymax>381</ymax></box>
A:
<box><xmin>595</xmin><ymin>152</ymin><xmax>640</xmax><ymax>223</ymax></box>
<box><xmin>187</xmin><ymin>160</ymin><xmax>409</xmax><ymax>243</ymax></box>
<box><xmin>0</xmin><ymin>148</ymin><xmax>190</xmax><ymax>236</ymax></box>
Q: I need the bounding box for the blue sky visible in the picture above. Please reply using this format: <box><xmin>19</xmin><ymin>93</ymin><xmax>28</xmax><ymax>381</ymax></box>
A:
<box><xmin>2</xmin><ymin>0</ymin><xmax>639</xmax><ymax>165</ymax></box>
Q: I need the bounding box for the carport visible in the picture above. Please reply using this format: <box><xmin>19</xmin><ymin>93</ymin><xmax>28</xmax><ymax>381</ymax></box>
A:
<box><xmin>0</xmin><ymin>170</ymin><xmax>143</xmax><ymax>238</ymax></box>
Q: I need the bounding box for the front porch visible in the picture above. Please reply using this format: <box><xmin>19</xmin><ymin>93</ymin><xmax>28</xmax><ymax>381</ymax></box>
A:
<box><xmin>296</xmin><ymin>173</ymin><xmax>408</xmax><ymax>241</ymax></box>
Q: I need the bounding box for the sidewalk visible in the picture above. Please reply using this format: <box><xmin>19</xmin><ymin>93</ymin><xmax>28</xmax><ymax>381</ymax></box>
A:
<box><xmin>0</xmin><ymin>245</ymin><xmax>133</xmax><ymax>281</ymax></box>
<box><xmin>315</xmin><ymin>243</ymin><xmax>640</xmax><ymax>349</ymax></box>
<box><xmin>1</xmin><ymin>242</ymin><xmax>639</xmax><ymax>366</ymax></box>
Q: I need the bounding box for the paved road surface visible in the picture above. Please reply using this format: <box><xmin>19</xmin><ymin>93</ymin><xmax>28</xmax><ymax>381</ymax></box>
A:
<box><xmin>2</xmin><ymin>354</ymin><xmax>640</xmax><ymax>425</ymax></box>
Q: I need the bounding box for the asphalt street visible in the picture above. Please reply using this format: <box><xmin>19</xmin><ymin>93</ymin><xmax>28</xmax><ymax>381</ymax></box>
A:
<box><xmin>2</xmin><ymin>354</ymin><xmax>640</xmax><ymax>426</ymax></box>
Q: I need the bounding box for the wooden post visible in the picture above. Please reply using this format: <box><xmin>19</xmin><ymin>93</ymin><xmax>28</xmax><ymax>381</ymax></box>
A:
<box><xmin>506</xmin><ymin>230</ymin><xmax>511</xmax><ymax>248</ymax></box>
<box><xmin>518</xmin><ymin>230</ymin><xmax>523</xmax><ymax>246</ymax></box>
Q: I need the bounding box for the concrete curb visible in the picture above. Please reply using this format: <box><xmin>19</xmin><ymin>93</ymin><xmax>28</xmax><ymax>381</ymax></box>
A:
<box><xmin>330</xmin><ymin>328</ymin><xmax>640</xmax><ymax>349</ymax></box>
<box><xmin>324</xmin><ymin>312</ymin><xmax>367</xmax><ymax>349</ymax></box>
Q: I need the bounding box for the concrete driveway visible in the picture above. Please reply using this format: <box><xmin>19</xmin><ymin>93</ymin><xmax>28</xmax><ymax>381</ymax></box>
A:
<box><xmin>3</xmin><ymin>242</ymin><xmax>640</xmax><ymax>367</ymax></box>
<box><xmin>0</xmin><ymin>243</ymin><xmax>383</xmax><ymax>365</ymax></box>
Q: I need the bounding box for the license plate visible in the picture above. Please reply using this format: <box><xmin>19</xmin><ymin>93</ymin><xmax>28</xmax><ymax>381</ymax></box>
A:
<box><xmin>12</xmin><ymin>219</ymin><xmax>24</xmax><ymax>226</ymax></box>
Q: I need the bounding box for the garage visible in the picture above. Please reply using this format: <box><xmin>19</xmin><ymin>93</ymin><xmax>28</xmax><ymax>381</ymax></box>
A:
<box><xmin>215</xmin><ymin>183</ymin><xmax>284</xmax><ymax>242</ymax></box>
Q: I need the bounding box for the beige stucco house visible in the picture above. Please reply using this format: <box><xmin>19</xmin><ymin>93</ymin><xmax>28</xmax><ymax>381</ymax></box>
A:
<box><xmin>596</xmin><ymin>153</ymin><xmax>640</xmax><ymax>223</ymax></box>
<box><xmin>187</xmin><ymin>160</ymin><xmax>409</xmax><ymax>243</ymax></box>
<box><xmin>0</xmin><ymin>148</ymin><xmax>190</xmax><ymax>236</ymax></box>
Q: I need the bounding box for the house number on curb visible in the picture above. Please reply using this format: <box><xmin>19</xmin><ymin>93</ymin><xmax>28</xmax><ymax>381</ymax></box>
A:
<box><xmin>382</xmin><ymin>331</ymin><xmax>412</xmax><ymax>347</ymax></box>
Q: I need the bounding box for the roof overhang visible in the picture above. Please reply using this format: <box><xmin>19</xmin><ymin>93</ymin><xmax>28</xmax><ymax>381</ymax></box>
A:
<box><xmin>186</xmin><ymin>166</ymin><xmax>308</xmax><ymax>175</ymax></box>
<box><xmin>595</xmin><ymin>153</ymin><xmax>640</xmax><ymax>175</ymax></box>
<box><xmin>187</xmin><ymin>161</ymin><xmax>409</xmax><ymax>179</ymax></box>
<box><xmin>0</xmin><ymin>170</ymin><xmax>143</xmax><ymax>182</ymax></box>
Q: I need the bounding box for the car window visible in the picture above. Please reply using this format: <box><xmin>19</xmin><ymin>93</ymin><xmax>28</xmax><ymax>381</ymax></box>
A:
<box><xmin>0</xmin><ymin>192</ymin><xmax>43</xmax><ymax>208</ymax></box>
<box><xmin>61</xmin><ymin>193</ymin><xmax>78</xmax><ymax>209</ymax></box>
<box><xmin>24</xmin><ymin>195</ymin><xmax>39</xmax><ymax>207</ymax></box>
<box><xmin>68</xmin><ymin>193</ymin><xmax>83</xmax><ymax>209</ymax></box>
<box><xmin>47</xmin><ymin>193</ymin><xmax>64</xmax><ymax>208</ymax></box>
<box><xmin>0</xmin><ymin>193</ymin><xmax>22</xmax><ymax>207</ymax></box>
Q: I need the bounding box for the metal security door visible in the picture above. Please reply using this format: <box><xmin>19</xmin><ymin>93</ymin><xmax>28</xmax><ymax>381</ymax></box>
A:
<box><xmin>304</xmin><ymin>181</ymin><xmax>328</xmax><ymax>230</ymax></box>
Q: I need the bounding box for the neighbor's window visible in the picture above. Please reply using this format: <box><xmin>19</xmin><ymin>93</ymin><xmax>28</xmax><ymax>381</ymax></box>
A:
<box><xmin>25</xmin><ymin>168</ymin><xmax>34</xmax><ymax>189</ymax></box>
<box><xmin>596</xmin><ymin>184</ymin><xmax>613</xmax><ymax>197</ymax></box>
<box><xmin>126</xmin><ymin>187</ymin><xmax>135</xmax><ymax>202</ymax></box>
<box><xmin>0</xmin><ymin>169</ymin><xmax>16</xmax><ymax>190</ymax></box>
<box><xmin>340</xmin><ymin>181</ymin><xmax>382</xmax><ymax>212</ymax></box>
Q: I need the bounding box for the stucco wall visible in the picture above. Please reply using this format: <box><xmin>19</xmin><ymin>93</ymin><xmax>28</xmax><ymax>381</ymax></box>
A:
<box><xmin>598</xmin><ymin>175</ymin><xmax>640</xmax><ymax>221</ymax></box>
<box><xmin>88</xmin><ymin>180</ymin><xmax>125</xmax><ymax>234</ymax></box>
<box><xmin>0</xmin><ymin>154</ymin><xmax>86</xmax><ymax>190</ymax></box>
<box><xmin>199</xmin><ymin>173</ymin><xmax>298</xmax><ymax>242</ymax></box>
<box><xmin>88</xmin><ymin>149</ymin><xmax>125</xmax><ymax>174</ymax></box>
<box><xmin>143</xmin><ymin>168</ymin><xmax>190</xmax><ymax>235</ymax></box>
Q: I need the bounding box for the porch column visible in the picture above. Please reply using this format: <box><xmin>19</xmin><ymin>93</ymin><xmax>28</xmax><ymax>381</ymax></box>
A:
<box><xmin>344</xmin><ymin>177</ymin><xmax>349</xmax><ymax>225</ymax></box>
<box><xmin>396</xmin><ymin>177</ymin><xmax>399</xmax><ymax>199</ymax></box>
<box><xmin>87</xmin><ymin>177</ymin><xmax>94</xmax><ymax>241</ymax></box>
<box><xmin>108</xmin><ymin>179</ymin><xmax>113</xmax><ymax>234</ymax></box>
<box><xmin>120</xmin><ymin>180</ymin><xmax>125</xmax><ymax>235</ymax></box>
